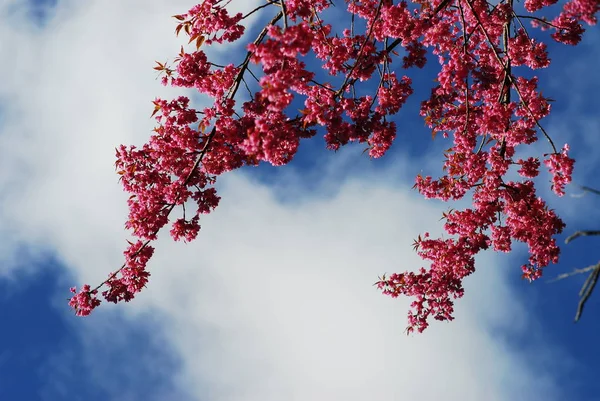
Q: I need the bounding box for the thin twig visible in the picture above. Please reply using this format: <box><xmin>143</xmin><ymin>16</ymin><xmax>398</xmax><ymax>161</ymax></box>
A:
<box><xmin>243</xmin><ymin>0</ymin><xmax>278</xmax><ymax>19</ymax></box>
<box><xmin>578</xmin><ymin>185</ymin><xmax>600</xmax><ymax>196</ymax></box>
<box><xmin>548</xmin><ymin>264</ymin><xmax>599</xmax><ymax>283</ymax></box>
<box><xmin>547</xmin><ymin>261</ymin><xmax>600</xmax><ymax>322</ymax></box>
<box><xmin>336</xmin><ymin>0</ymin><xmax>385</xmax><ymax>97</ymax></box>
<box><xmin>279</xmin><ymin>0</ymin><xmax>288</xmax><ymax>30</ymax></box>
<box><xmin>575</xmin><ymin>263</ymin><xmax>600</xmax><ymax>322</ymax></box>
<box><xmin>515</xmin><ymin>15</ymin><xmax>570</xmax><ymax>31</ymax></box>
<box><xmin>565</xmin><ymin>230</ymin><xmax>600</xmax><ymax>244</ymax></box>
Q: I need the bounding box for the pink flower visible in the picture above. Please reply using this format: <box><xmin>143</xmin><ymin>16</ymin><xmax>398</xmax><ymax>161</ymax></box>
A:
<box><xmin>544</xmin><ymin>144</ymin><xmax>575</xmax><ymax>196</ymax></box>
<box><xmin>517</xmin><ymin>157</ymin><xmax>541</xmax><ymax>178</ymax></box>
<box><xmin>69</xmin><ymin>285</ymin><xmax>101</xmax><ymax>316</ymax></box>
<box><xmin>72</xmin><ymin>0</ymin><xmax>593</xmax><ymax>334</ymax></box>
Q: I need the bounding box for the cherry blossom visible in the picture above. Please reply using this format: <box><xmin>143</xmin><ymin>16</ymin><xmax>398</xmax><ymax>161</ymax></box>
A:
<box><xmin>70</xmin><ymin>0</ymin><xmax>596</xmax><ymax>333</ymax></box>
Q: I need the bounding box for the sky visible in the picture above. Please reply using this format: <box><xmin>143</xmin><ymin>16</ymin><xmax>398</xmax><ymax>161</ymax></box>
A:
<box><xmin>0</xmin><ymin>0</ymin><xmax>599</xmax><ymax>400</ymax></box>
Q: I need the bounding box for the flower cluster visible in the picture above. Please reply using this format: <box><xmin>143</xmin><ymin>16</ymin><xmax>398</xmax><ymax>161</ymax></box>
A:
<box><xmin>70</xmin><ymin>0</ymin><xmax>597</xmax><ymax>332</ymax></box>
<box><xmin>175</xmin><ymin>0</ymin><xmax>245</xmax><ymax>45</ymax></box>
<box><xmin>544</xmin><ymin>144</ymin><xmax>575</xmax><ymax>196</ymax></box>
<box><xmin>69</xmin><ymin>285</ymin><xmax>101</xmax><ymax>317</ymax></box>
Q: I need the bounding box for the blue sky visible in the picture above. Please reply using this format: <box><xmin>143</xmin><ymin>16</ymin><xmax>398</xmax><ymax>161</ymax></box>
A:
<box><xmin>0</xmin><ymin>0</ymin><xmax>599</xmax><ymax>400</ymax></box>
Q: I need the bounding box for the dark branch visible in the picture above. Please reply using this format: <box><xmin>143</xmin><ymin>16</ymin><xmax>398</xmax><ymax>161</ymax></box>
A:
<box><xmin>548</xmin><ymin>264</ymin><xmax>599</xmax><ymax>283</ymax></box>
<box><xmin>548</xmin><ymin>262</ymin><xmax>600</xmax><ymax>322</ymax></box>
<box><xmin>571</xmin><ymin>185</ymin><xmax>600</xmax><ymax>198</ymax></box>
<box><xmin>565</xmin><ymin>230</ymin><xmax>600</xmax><ymax>244</ymax></box>
<box><xmin>576</xmin><ymin>263</ymin><xmax>600</xmax><ymax>322</ymax></box>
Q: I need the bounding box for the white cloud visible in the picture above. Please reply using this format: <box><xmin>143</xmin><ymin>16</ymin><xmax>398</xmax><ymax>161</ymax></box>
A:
<box><xmin>137</xmin><ymin>171</ymin><xmax>566</xmax><ymax>401</ymax></box>
<box><xmin>0</xmin><ymin>1</ymin><xmax>573</xmax><ymax>400</ymax></box>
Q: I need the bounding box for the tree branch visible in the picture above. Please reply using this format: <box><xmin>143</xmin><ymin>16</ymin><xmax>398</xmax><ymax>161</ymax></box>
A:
<box><xmin>548</xmin><ymin>263</ymin><xmax>599</xmax><ymax>283</ymax></box>
<box><xmin>548</xmin><ymin>261</ymin><xmax>600</xmax><ymax>322</ymax></box>
<box><xmin>570</xmin><ymin>185</ymin><xmax>600</xmax><ymax>198</ymax></box>
<box><xmin>565</xmin><ymin>230</ymin><xmax>600</xmax><ymax>244</ymax></box>
<box><xmin>576</xmin><ymin>263</ymin><xmax>600</xmax><ymax>322</ymax></box>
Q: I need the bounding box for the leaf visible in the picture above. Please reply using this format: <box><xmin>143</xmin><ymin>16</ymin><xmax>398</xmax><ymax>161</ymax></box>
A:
<box><xmin>412</xmin><ymin>240</ymin><xmax>420</xmax><ymax>252</ymax></box>
<box><xmin>173</xmin><ymin>14</ymin><xmax>186</xmax><ymax>21</ymax></box>
<box><xmin>151</xmin><ymin>103</ymin><xmax>161</xmax><ymax>118</ymax></box>
<box><xmin>424</xmin><ymin>115</ymin><xmax>432</xmax><ymax>125</ymax></box>
<box><xmin>412</xmin><ymin>235</ymin><xmax>422</xmax><ymax>251</ymax></box>
<box><xmin>151</xmin><ymin>108</ymin><xmax>160</xmax><ymax>118</ymax></box>
<box><xmin>431</xmin><ymin>129</ymin><xmax>437</xmax><ymax>140</ymax></box>
<box><xmin>412</xmin><ymin>174</ymin><xmax>422</xmax><ymax>190</ymax></box>
<box><xmin>195</xmin><ymin>35</ymin><xmax>206</xmax><ymax>50</ymax></box>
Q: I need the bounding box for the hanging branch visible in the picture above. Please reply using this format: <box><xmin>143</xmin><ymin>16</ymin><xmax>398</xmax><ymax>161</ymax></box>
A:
<box><xmin>550</xmin><ymin>184</ymin><xmax>600</xmax><ymax>322</ymax></box>
<box><xmin>565</xmin><ymin>230</ymin><xmax>600</xmax><ymax>244</ymax></box>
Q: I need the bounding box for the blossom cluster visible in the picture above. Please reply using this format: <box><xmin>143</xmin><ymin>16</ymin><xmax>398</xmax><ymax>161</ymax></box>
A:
<box><xmin>70</xmin><ymin>0</ymin><xmax>596</xmax><ymax>332</ymax></box>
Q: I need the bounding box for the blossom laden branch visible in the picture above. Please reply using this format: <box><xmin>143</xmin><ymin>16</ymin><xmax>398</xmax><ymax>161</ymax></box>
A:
<box><xmin>69</xmin><ymin>4</ymin><xmax>285</xmax><ymax>316</ymax></box>
<box><xmin>69</xmin><ymin>0</ymin><xmax>597</xmax><ymax>333</ymax></box>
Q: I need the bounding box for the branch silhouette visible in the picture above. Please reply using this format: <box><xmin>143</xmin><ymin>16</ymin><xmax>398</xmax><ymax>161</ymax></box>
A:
<box><xmin>550</xmin><ymin>184</ymin><xmax>600</xmax><ymax>322</ymax></box>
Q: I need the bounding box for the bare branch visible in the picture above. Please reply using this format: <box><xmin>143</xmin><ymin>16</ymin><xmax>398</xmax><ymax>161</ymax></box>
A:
<box><xmin>575</xmin><ymin>263</ymin><xmax>600</xmax><ymax>322</ymax></box>
<box><xmin>548</xmin><ymin>261</ymin><xmax>600</xmax><ymax>322</ymax></box>
<box><xmin>279</xmin><ymin>0</ymin><xmax>288</xmax><ymax>30</ymax></box>
<box><xmin>560</xmin><ymin>183</ymin><xmax>600</xmax><ymax>321</ymax></box>
<box><xmin>579</xmin><ymin>185</ymin><xmax>600</xmax><ymax>196</ymax></box>
<box><xmin>242</xmin><ymin>0</ymin><xmax>278</xmax><ymax>19</ymax></box>
<box><xmin>547</xmin><ymin>264</ymin><xmax>599</xmax><ymax>283</ymax></box>
<box><xmin>565</xmin><ymin>230</ymin><xmax>600</xmax><ymax>244</ymax></box>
